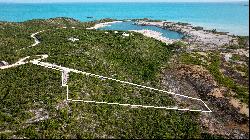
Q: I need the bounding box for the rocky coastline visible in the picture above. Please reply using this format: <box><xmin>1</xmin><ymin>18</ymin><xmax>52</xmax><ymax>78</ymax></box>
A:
<box><xmin>134</xmin><ymin>20</ymin><xmax>239</xmax><ymax>51</ymax></box>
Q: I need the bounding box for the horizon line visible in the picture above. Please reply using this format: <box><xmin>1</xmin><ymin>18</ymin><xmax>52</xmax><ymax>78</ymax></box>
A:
<box><xmin>0</xmin><ymin>1</ymin><xmax>248</xmax><ymax>4</ymax></box>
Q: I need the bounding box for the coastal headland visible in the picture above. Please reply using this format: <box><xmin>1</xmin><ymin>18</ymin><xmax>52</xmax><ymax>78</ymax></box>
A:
<box><xmin>0</xmin><ymin>17</ymin><xmax>249</xmax><ymax>139</ymax></box>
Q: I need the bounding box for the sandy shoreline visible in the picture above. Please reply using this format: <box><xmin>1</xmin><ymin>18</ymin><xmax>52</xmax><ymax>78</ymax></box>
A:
<box><xmin>86</xmin><ymin>21</ymin><xmax>123</xmax><ymax>30</ymax></box>
<box><xmin>130</xmin><ymin>29</ymin><xmax>176</xmax><ymax>44</ymax></box>
<box><xmin>87</xmin><ymin>20</ymin><xmax>240</xmax><ymax>49</ymax></box>
<box><xmin>135</xmin><ymin>20</ymin><xmax>238</xmax><ymax>50</ymax></box>
<box><xmin>87</xmin><ymin>21</ymin><xmax>179</xmax><ymax>44</ymax></box>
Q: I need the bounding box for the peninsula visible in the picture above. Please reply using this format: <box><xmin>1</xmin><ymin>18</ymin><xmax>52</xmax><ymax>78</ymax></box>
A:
<box><xmin>0</xmin><ymin>17</ymin><xmax>249</xmax><ymax>139</ymax></box>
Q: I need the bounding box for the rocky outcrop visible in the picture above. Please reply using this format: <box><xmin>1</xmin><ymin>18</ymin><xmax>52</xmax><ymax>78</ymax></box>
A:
<box><xmin>162</xmin><ymin>64</ymin><xmax>249</xmax><ymax>139</ymax></box>
<box><xmin>135</xmin><ymin>20</ymin><xmax>238</xmax><ymax>51</ymax></box>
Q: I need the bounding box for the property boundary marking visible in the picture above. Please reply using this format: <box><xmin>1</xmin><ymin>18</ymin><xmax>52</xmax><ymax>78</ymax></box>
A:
<box><xmin>30</xmin><ymin>58</ymin><xmax>212</xmax><ymax>113</ymax></box>
<box><xmin>0</xmin><ymin>28</ymin><xmax>212</xmax><ymax>113</ymax></box>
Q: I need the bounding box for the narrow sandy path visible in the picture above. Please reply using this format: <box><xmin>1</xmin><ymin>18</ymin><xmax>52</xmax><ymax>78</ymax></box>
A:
<box><xmin>0</xmin><ymin>55</ymin><xmax>48</xmax><ymax>70</ymax></box>
<box><xmin>29</xmin><ymin>30</ymin><xmax>44</xmax><ymax>47</ymax></box>
<box><xmin>17</xmin><ymin>30</ymin><xmax>45</xmax><ymax>51</ymax></box>
<box><xmin>1</xmin><ymin>30</ymin><xmax>46</xmax><ymax>69</ymax></box>
<box><xmin>0</xmin><ymin>56</ymin><xmax>30</xmax><ymax>70</ymax></box>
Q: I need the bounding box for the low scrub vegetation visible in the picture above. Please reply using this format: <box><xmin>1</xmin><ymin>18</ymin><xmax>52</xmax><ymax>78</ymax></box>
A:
<box><xmin>0</xmin><ymin>18</ymin><xmax>202</xmax><ymax>139</ymax></box>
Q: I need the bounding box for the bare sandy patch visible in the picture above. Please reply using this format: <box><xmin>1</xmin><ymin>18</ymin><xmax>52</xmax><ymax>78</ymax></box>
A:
<box><xmin>208</xmin><ymin>88</ymin><xmax>225</xmax><ymax>98</ymax></box>
<box><xmin>230</xmin><ymin>98</ymin><xmax>249</xmax><ymax>117</ymax></box>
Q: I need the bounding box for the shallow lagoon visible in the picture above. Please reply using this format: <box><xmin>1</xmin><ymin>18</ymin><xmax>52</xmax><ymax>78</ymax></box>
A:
<box><xmin>99</xmin><ymin>21</ymin><xmax>184</xmax><ymax>40</ymax></box>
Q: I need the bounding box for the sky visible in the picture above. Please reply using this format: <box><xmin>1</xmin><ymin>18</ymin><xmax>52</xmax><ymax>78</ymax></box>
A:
<box><xmin>0</xmin><ymin>0</ymin><xmax>248</xmax><ymax>3</ymax></box>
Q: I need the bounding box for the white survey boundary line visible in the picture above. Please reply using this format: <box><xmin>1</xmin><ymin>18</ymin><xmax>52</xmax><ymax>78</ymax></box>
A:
<box><xmin>30</xmin><ymin>58</ymin><xmax>212</xmax><ymax>113</ymax></box>
<box><xmin>1</xmin><ymin>55</ymin><xmax>212</xmax><ymax>113</ymax></box>
<box><xmin>1</xmin><ymin>29</ymin><xmax>212</xmax><ymax>113</ymax></box>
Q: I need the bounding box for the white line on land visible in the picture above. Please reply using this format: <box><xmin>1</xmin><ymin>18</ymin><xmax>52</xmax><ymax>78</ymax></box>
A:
<box><xmin>29</xmin><ymin>58</ymin><xmax>212</xmax><ymax>113</ymax></box>
<box><xmin>0</xmin><ymin>56</ymin><xmax>30</xmax><ymax>70</ymax></box>
<box><xmin>64</xmin><ymin>99</ymin><xmax>210</xmax><ymax>113</ymax></box>
<box><xmin>0</xmin><ymin>29</ymin><xmax>212</xmax><ymax>113</ymax></box>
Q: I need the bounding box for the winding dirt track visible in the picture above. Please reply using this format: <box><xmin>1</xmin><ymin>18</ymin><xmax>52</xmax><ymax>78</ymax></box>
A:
<box><xmin>30</xmin><ymin>30</ymin><xmax>44</xmax><ymax>47</ymax></box>
<box><xmin>17</xmin><ymin>30</ymin><xmax>45</xmax><ymax>51</ymax></box>
<box><xmin>1</xmin><ymin>30</ymin><xmax>45</xmax><ymax>70</ymax></box>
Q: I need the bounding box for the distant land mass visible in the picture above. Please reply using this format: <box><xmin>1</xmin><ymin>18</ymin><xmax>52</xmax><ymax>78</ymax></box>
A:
<box><xmin>0</xmin><ymin>2</ymin><xmax>249</xmax><ymax>35</ymax></box>
<box><xmin>0</xmin><ymin>17</ymin><xmax>249</xmax><ymax>139</ymax></box>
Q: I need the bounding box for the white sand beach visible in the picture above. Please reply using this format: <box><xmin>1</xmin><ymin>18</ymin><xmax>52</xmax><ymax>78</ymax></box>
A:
<box><xmin>86</xmin><ymin>21</ymin><xmax>123</xmax><ymax>30</ymax></box>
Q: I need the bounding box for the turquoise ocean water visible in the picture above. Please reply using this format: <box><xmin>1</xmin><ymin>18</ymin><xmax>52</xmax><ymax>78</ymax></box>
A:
<box><xmin>0</xmin><ymin>2</ymin><xmax>249</xmax><ymax>35</ymax></box>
